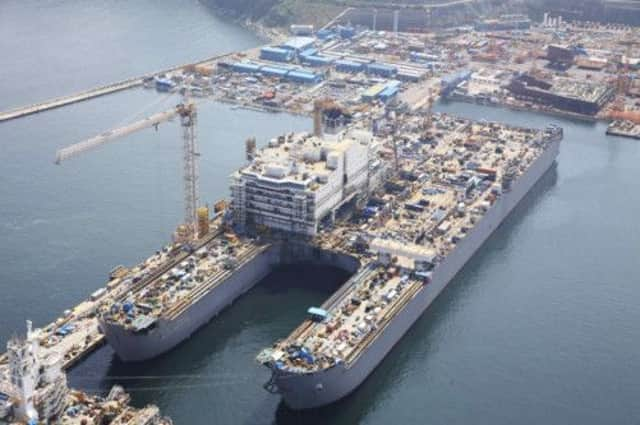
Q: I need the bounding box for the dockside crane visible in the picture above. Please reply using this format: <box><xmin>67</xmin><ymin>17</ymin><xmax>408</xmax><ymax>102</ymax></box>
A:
<box><xmin>55</xmin><ymin>99</ymin><xmax>202</xmax><ymax>242</ymax></box>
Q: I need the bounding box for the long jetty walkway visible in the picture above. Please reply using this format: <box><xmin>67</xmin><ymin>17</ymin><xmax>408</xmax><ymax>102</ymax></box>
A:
<box><xmin>0</xmin><ymin>52</ymin><xmax>234</xmax><ymax>123</ymax></box>
<box><xmin>0</xmin><ymin>78</ymin><xmax>143</xmax><ymax>122</ymax></box>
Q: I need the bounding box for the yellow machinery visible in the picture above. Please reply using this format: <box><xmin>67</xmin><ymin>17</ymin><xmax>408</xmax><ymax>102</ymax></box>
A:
<box><xmin>197</xmin><ymin>206</ymin><xmax>210</xmax><ymax>238</ymax></box>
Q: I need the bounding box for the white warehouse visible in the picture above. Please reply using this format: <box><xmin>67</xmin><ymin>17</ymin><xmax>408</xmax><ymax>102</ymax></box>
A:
<box><xmin>231</xmin><ymin>130</ymin><xmax>373</xmax><ymax>236</ymax></box>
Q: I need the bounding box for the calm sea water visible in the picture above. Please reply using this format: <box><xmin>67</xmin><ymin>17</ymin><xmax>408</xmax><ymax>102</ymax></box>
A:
<box><xmin>1</xmin><ymin>2</ymin><xmax>639</xmax><ymax>424</ymax></box>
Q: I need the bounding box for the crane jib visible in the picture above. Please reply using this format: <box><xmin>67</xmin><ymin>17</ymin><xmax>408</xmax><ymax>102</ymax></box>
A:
<box><xmin>54</xmin><ymin>108</ymin><xmax>179</xmax><ymax>164</ymax></box>
<box><xmin>54</xmin><ymin>102</ymin><xmax>200</xmax><ymax>241</ymax></box>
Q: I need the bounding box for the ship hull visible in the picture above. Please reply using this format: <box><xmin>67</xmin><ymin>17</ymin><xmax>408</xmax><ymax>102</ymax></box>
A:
<box><xmin>100</xmin><ymin>244</ymin><xmax>361</xmax><ymax>362</ymax></box>
<box><xmin>271</xmin><ymin>137</ymin><xmax>561</xmax><ymax>409</ymax></box>
<box><xmin>100</xmin><ymin>246</ymin><xmax>275</xmax><ymax>362</ymax></box>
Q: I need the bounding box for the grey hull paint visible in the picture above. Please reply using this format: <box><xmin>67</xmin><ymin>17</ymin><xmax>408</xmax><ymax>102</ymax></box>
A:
<box><xmin>100</xmin><ymin>244</ymin><xmax>361</xmax><ymax>362</ymax></box>
<box><xmin>272</xmin><ymin>138</ymin><xmax>561</xmax><ymax>409</ymax></box>
<box><xmin>100</xmin><ymin>137</ymin><xmax>559</xmax><ymax>408</ymax></box>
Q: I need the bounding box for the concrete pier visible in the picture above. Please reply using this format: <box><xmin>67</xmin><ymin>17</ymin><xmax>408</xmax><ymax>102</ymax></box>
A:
<box><xmin>0</xmin><ymin>52</ymin><xmax>235</xmax><ymax>123</ymax></box>
<box><xmin>0</xmin><ymin>78</ymin><xmax>143</xmax><ymax>122</ymax></box>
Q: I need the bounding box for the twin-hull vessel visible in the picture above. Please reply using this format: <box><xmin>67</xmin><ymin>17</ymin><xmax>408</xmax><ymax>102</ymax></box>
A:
<box><xmin>98</xmin><ymin>119</ymin><xmax>562</xmax><ymax>410</ymax></box>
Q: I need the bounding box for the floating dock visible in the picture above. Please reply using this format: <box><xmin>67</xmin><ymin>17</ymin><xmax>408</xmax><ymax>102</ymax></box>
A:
<box><xmin>1</xmin><ymin>14</ymin><xmax>599</xmax><ymax>419</ymax></box>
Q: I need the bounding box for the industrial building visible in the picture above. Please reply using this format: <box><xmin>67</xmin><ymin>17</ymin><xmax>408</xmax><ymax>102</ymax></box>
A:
<box><xmin>365</xmin><ymin>63</ymin><xmax>397</xmax><ymax>78</ymax></box>
<box><xmin>229</xmin><ymin>62</ymin><xmax>323</xmax><ymax>84</ymax></box>
<box><xmin>362</xmin><ymin>80</ymin><xmax>401</xmax><ymax>102</ymax></box>
<box><xmin>546</xmin><ymin>44</ymin><xmax>576</xmax><ymax>66</ymax></box>
<box><xmin>507</xmin><ymin>74</ymin><xmax>615</xmax><ymax>115</ymax></box>
<box><xmin>230</xmin><ymin>130</ymin><xmax>373</xmax><ymax>236</ymax></box>
<box><xmin>396</xmin><ymin>68</ymin><xmax>427</xmax><ymax>82</ymax></box>
<box><xmin>300</xmin><ymin>52</ymin><xmax>334</xmax><ymax>67</ymax></box>
<box><xmin>379</xmin><ymin>80</ymin><xmax>401</xmax><ymax>102</ymax></box>
<box><xmin>335</xmin><ymin>59</ymin><xmax>364</xmax><ymax>73</ymax></box>
<box><xmin>362</xmin><ymin>83</ymin><xmax>387</xmax><ymax>102</ymax></box>
<box><xmin>260</xmin><ymin>47</ymin><xmax>295</xmax><ymax>63</ymax></box>
<box><xmin>281</xmin><ymin>37</ymin><xmax>316</xmax><ymax>53</ymax></box>
<box><xmin>441</xmin><ymin>70</ymin><xmax>472</xmax><ymax>96</ymax></box>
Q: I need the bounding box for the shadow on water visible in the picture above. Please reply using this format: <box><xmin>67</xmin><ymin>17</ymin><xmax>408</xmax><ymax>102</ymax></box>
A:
<box><xmin>270</xmin><ymin>164</ymin><xmax>559</xmax><ymax>425</ymax></box>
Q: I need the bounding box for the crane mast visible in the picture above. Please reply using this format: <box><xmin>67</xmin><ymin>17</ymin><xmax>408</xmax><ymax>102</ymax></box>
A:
<box><xmin>178</xmin><ymin>102</ymin><xmax>199</xmax><ymax>239</ymax></box>
<box><xmin>55</xmin><ymin>99</ymin><xmax>201</xmax><ymax>242</ymax></box>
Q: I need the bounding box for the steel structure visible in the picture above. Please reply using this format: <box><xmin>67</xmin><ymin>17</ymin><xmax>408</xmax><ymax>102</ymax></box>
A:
<box><xmin>55</xmin><ymin>100</ymin><xmax>200</xmax><ymax>240</ymax></box>
<box><xmin>178</xmin><ymin>102</ymin><xmax>199</xmax><ymax>235</ymax></box>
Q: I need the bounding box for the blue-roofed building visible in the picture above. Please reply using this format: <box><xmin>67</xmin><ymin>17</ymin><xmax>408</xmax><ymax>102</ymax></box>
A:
<box><xmin>287</xmin><ymin>70</ymin><xmax>322</xmax><ymax>84</ymax></box>
<box><xmin>362</xmin><ymin>83</ymin><xmax>387</xmax><ymax>102</ymax></box>
<box><xmin>300</xmin><ymin>47</ymin><xmax>318</xmax><ymax>57</ymax></box>
<box><xmin>301</xmin><ymin>55</ymin><xmax>334</xmax><ymax>67</ymax></box>
<box><xmin>379</xmin><ymin>87</ymin><xmax>400</xmax><ymax>102</ymax></box>
<box><xmin>232</xmin><ymin>62</ymin><xmax>262</xmax><ymax>74</ymax></box>
<box><xmin>260</xmin><ymin>66</ymin><xmax>290</xmax><ymax>78</ymax></box>
<box><xmin>366</xmin><ymin>63</ymin><xmax>397</xmax><ymax>78</ymax></box>
<box><xmin>260</xmin><ymin>46</ymin><xmax>295</xmax><ymax>63</ymax></box>
<box><xmin>335</xmin><ymin>60</ymin><xmax>364</xmax><ymax>73</ymax></box>
<box><xmin>441</xmin><ymin>69</ymin><xmax>472</xmax><ymax>96</ymax></box>
<box><xmin>379</xmin><ymin>80</ymin><xmax>401</xmax><ymax>102</ymax></box>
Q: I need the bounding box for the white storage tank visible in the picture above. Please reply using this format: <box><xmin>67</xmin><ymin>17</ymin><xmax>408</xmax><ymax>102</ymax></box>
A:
<box><xmin>303</xmin><ymin>147</ymin><xmax>322</xmax><ymax>162</ymax></box>
<box><xmin>265</xmin><ymin>164</ymin><xmax>289</xmax><ymax>178</ymax></box>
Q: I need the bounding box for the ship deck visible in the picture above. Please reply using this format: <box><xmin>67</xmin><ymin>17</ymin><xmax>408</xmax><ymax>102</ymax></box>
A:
<box><xmin>262</xmin><ymin>115</ymin><xmax>560</xmax><ymax>373</ymax></box>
